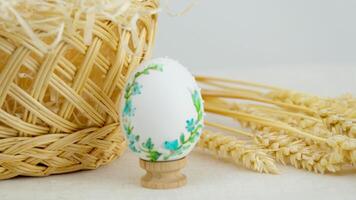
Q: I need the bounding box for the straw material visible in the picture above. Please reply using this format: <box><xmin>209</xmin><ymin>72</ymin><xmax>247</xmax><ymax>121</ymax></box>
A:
<box><xmin>196</xmin><ymin>76</ymin><xmax>356</xmax><ymax>174</ymax></box>
<box><xmin>0</xmin><ymin>0</ymin><xmax>158</xmax><ymax>179</ymax></box>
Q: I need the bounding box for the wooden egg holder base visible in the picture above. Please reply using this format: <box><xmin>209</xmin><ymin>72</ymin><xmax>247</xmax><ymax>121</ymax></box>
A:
<box><xmin>139</xmin><ymin>157</ymin><xmax>187</xmax><ymax>189</ymax></box>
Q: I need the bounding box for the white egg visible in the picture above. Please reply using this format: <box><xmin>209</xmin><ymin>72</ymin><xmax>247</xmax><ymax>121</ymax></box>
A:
<box><xmin>120</xmin><ymin>58</ymin><xmax>204</xmax><ymax>162</ymax></box>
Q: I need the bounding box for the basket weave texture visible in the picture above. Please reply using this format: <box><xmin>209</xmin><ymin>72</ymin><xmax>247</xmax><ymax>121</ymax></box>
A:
<box><xmin>0</xmin><ymin>0</ymin><xmax>158</xmax><ymax>179</ymax></box>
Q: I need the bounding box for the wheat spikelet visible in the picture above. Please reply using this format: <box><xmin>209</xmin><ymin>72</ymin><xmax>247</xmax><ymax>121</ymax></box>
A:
<box><xmin>197</xmin><ymin>131</ymin><xmax>279</xmax><ymax>174</ymax></box>
<box><xmin>326</xmin><ymin>135</ymin><xmax>356</xmax><ymax>165</ymax></box>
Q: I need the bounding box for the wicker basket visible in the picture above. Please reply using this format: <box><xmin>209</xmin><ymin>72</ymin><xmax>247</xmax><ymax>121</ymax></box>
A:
<box><xmin>0</xmin><ymin>0</ymin><xmax>158</xmax><ymax>179</ymax></box>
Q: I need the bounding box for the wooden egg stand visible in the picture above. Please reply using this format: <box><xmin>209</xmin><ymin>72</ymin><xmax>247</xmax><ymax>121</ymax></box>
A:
<box><xmin>139</xmin><ymin>157</ymin><xmax>187</xmax><ymax>189</ymax></box>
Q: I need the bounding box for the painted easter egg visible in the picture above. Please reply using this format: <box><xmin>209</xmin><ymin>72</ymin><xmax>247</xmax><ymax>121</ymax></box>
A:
<box><xmin>120</xmin><ymin>58</ymin><xmax>204</xmax><ymax>162</ymax></box>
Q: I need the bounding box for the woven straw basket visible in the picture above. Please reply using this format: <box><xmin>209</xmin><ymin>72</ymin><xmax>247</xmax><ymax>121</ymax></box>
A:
<box><xmin>0</xmin><ymin>0</ymin><xmax>158</xmax><ymax>179</ymax></box>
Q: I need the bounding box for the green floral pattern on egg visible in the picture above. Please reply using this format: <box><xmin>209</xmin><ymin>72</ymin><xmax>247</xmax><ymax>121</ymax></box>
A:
<box><xmin>121</xmin><ymin>62</ymin><xmax>204</xmax><ymax>162</ymax></box>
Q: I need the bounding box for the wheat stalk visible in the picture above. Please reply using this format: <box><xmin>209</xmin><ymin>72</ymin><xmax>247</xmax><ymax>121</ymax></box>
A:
<box><xmin>197</xmin><ymin>76</ymin><xmax>356</xmax><ymax>174</ymax></box>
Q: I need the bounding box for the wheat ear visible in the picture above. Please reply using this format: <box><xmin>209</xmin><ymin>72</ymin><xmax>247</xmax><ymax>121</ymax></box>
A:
<box><xmin>197</xmin><ymin>130</ymin><xmax>279</xmax><ymax>174</ymax></box>
<box><xmin>197</xmin><ymin>76</ymin><xmax>356</xmax><ymax>173</ymax></box>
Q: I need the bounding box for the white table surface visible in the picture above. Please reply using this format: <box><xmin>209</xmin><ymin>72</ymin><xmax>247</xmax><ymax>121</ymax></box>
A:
<box><xmin>0</xmin><ymin>66</ymin><xmax>355</xmax><ymax>200</ymax></box>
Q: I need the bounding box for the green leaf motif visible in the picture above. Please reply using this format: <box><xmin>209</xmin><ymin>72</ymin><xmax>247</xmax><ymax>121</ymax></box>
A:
<box><xmin>180</xmin><ymin>133</ymin><xmax>185</xmax><ymax>143</ymax></box>
<box><xmin>123</xmin><ymin>124</ymin><xmax>132</xmax><ymax>135</ymax></box>
<box><xmin>148</xmin><ymin>151</ymin><xmax>162</xmax><ymax>162</ymax></box>
<box><xmin>192</xmin><ymin>90</ymin><xmax>203</xmax><ymax>122</ymax></box>
<box><xmin>129</xmin><ymin>143</ymin><xmax>139</xmax><ymax>153</ymax></box>
<box><xmin>189</xmin><ymin>136</ymin><xmax>196</xmax><ymax>143</ymax></box>
<box><xmin>143</xmin><ymin>138</ymin><xmax>154</xmax><ymax>150</ymax></box>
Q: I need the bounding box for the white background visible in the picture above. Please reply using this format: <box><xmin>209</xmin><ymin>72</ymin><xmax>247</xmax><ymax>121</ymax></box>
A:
<box><xmin>154</xmin><ymin>0</ymin><xmax>356</xmax><ymax>69</ymax></box>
